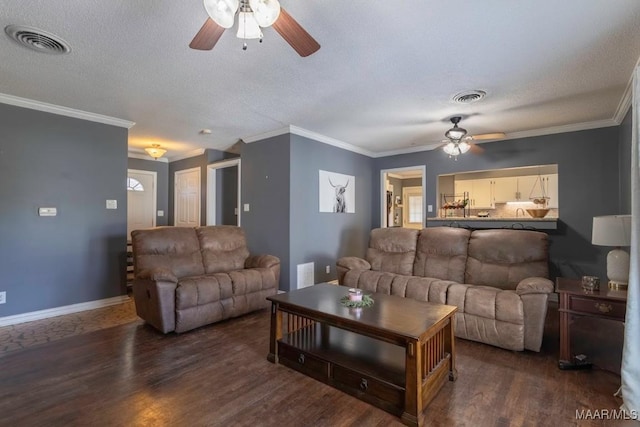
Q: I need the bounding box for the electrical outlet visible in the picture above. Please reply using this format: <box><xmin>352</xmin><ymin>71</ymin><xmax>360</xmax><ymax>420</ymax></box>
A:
<box><xmin>325</xmin><ymin>265</ymin><xmax>330</xmax><ymax>274</ymax></box>
<box><xmin>0</xmin><ymin>291</ymin><xmax>6</xmax><ymax>304</ymax></box>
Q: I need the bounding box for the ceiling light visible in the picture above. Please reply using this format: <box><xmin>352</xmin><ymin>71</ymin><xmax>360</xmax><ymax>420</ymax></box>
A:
<box><xmin>204</xmin><ymin>0</ymin><xmax>281</xmax><ymax>49</ymax></box>
<box><xmin>442</xmin><ymin>116</ymin><xmax>472</xmax><ymax>160</ymax></box>
<box><xmin>145</xmin><ymin>144</ymin><xmax>167</xmax><ymax>160</ymax></box>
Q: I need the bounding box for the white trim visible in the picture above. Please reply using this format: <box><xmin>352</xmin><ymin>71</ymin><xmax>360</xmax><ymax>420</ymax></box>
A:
<box><xmin>288</xmin><ymin>125</ymin><xmax>375</xmax><ymax>157</ymax></box>
<box><xmin>206</xmin><ymin>158</ymin><xmax>242</xmax><ymax>226</ymax></box>
<box><xmin>613</xmin><ymin>55</ymin><xmax>640</xmax><ymax>124</ymax></box>
<box><xmin>0</xmin><ymin>93</ymin><xmax>135</xmax><ymax>129</ymax></box>
<box><xmin>380</xmin><ymin>166</ymin><xmax>426</xmax><ymax>228</ymax></box>
<box><xmin>174</xmin><ymin>166</ymin><xmax>202</xmax><ymax>227</ymax></box>
<box><xmin>168</xmin><ymin>148</ymin><xmax>206</xmax><ymax>162</ymax></box>
<box><xmin>242</xmin><ymin>125</ymin><xmax>375</xmax><ymax>157</ymax></box>
<box><xmin>505</xmin><ymin>119</ymin><xmax>618</xmax><ymax>141</ymax></box>
<box><xmin>0</xmin><ymin>295</ymin><xmax>131</xmax><ymax>327</ymax></box>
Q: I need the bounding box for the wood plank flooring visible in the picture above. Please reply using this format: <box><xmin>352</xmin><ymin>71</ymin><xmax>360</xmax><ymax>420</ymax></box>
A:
<box><xmin>0</xmin><ymin>305</ymin><xmax>627</xmax><ymax>427</ymax></box>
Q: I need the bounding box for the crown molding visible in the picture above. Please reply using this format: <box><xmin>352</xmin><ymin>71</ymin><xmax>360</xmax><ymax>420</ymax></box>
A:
<box><xmin>241</xmin><ymin>126</ymin><xmax>291</xmax><ymax>143</ymax></box>
<box><xmin>289</xmin><ymin>125</ymin><xmax>375</xmax><ymax>157</ymax></box>
<box><xmin>167</xmin><ymin>148</ymin><xmax>206</xmax><ymax>162</ymax></box>
<box><xmin>505</xmin><ymin>119</ymin><xmax>618</xmax><ymax>141</ymax></box>
<box><xmin>0</xmin><ymin>93</ymin><xmax>135</xmax><ymax>129</ymax></box>
<box><xmin>128</xmin><ymin>151</ymin><xmax>169</xmax><ymax>163</ymax></box>
<box><xmin>612</xmin><ymin>56</ymin><xmax>639</xmax><ymax>124</ymax></box>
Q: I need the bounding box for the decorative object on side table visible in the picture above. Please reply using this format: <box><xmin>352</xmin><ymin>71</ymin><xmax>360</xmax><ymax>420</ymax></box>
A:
<box><xmin>591</xmin><ymin>215</ymin><xmax>632</xmax><ymax>290</ymax></box>
<box><xmin>581</xmin><ymin>275</ymin><xmax>600</xmax><ymax>292</ymax></box>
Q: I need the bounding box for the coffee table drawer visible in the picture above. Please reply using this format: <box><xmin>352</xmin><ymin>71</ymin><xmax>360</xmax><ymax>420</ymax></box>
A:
<box><xmin>278</xmin><ymin>342</ymin><xmax>328</xmax><ymax>381</ymax></box>
<box><xmin>332</xmin><ymin>365</ymin><xmax>404</xmax><ymax>410</ymax></box>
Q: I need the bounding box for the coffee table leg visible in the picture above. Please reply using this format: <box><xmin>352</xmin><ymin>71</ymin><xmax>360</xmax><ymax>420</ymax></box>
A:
<box><xmin>445</xmin><ymin>317</ymin><xmax>457</xmax><ymax>381</ymax></box>
<box><xmin>401</xmin><ymin>340</ymin><xmax>421</xmax><ymax>427</ymax></box>
<box><xmin>267</xmin><ymin>302</ymin><xmax>282</xmax><ymax>364</ymax></box>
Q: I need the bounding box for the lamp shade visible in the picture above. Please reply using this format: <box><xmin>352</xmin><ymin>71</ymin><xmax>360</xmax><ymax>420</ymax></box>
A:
<box><xmin>249</xmin><ymin>0</ymin><xmax>280</xmax><ymax>27</ymax></box>
<box><xmin>204</xmin><ymin>0</ymin><xmax>239</xmax><ymax>29</ymax></box>
<box><xmin>592</xmin><ymin>215</ymin><xmax>631</xmax><ymax>247</ymax></box>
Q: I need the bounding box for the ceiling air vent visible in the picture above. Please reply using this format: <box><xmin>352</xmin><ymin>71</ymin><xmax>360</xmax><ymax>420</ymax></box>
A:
<box><xmin>5</xmin><ymin>25</ymin><xmax>71</xmax><ymax>55</ymax></box>
<box><xmin>452</xmin><ymin>90</ymin><xmax>486</xmax><ymax>104</ymax></box>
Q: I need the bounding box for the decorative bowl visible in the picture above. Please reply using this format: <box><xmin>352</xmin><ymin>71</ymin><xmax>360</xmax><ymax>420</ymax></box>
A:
<box><xmin>526</xmin><ymin>208</ymin><xmax>550</xmax><ymax>218</ymax></box>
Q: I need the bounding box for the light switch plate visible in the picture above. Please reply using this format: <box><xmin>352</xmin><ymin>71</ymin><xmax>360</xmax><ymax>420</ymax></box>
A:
<box><xmin>38</xmin><ymin>207</ymin><xmax>57</xmax><ymax>217</ymax></box>
<box><xmin>157</xmin><ymin>210</ymin><xmax>164</xmax><ymax>217</ymax></box>
<box><xmin>106</xmin><ymin>200</ymin><xmax>117</xmax><ymax>209</ymax></box>
<box><xmin>427</xmin><ymin>205</ymin><xmax>433</xmax><ymax>213</ymax></box>
<box><xmin>243</xmin><ymin>203</ymin><xmax>250</xmax><ymax>212</ymax></box>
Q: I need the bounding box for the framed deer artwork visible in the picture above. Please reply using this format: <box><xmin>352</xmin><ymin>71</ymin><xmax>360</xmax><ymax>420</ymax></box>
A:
<box><xmin>319</xmin><ymin>170</ymin><xmax>355</xmax><ymax>213</ymax></box>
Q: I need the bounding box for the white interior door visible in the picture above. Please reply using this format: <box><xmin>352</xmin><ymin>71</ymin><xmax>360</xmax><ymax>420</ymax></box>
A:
<box><xmin>175</xmin><ymin>167</ymin><xmax>201</xmax><ymax>227</ymax></box>
<box><xmin>127</xmin><ymin>170</ymin><xmax>157</xmax><ymax>240</ymax></box>
<box><xmin>403</xmin><ymin>186</ymin><xmax>424</xmax><ymax>230</ymax></box>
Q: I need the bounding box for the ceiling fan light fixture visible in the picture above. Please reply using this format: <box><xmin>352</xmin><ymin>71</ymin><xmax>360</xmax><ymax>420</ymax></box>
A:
<box><xmin>249</xmin><ymin>0</ymin><xmax>281</xmax><ymax>27</ymax></box>
<box><xmin>445</xmin><ymin>124</ymin><xmax>467</xmax><ymax>140</ymax></box>
<box><xmin>458</xmin><ymin>140</ymin><xmax>471</xmax><ymax>153</ymax></box>
<box><xmin>237</xmin><ymin>11</ymin><xmax>263</xmax><ymax>39</ymax></box>
<box><xmin>204</xmin><ymin>0</ymin><xmax>239</xmax><ymax>29</ymax></box>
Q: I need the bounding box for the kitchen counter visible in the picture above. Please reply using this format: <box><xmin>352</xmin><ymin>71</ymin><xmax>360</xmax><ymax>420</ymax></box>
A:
<box><xmin>427</xmin><ymin>216</ymin><xmax>558</xmax><ymax>230</ymax></box>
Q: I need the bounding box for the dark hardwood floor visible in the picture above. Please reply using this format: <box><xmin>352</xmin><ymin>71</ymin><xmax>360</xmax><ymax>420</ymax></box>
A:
<box><xmin>0</xmin><ymin>303</ymin><xmax>629</xmax><ymax>427</ymax></box>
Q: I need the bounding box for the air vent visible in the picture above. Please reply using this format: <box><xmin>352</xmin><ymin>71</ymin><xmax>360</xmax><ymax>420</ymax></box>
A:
<box><xmin>5</xmin><ymin>25</ymin><xmax>71</xmax><ymax>55</ymax></box>
<box><xmin>452</xmin><ymin>90</ymin><xmax>486</xmax><ymax>104</ymax></box>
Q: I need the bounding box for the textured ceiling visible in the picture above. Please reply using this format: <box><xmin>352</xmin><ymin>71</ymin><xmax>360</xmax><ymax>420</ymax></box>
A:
<box><xmin>1</xmin><ymin>1</ymin><xmax>640</xmax><ymax>159</ymax></box>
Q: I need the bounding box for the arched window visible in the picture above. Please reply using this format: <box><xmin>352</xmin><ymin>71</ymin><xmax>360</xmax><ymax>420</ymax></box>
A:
<box><xmin>127</xmin><ymin>177</ymin><xmax>144</xmax><ymax>192</ymax></box>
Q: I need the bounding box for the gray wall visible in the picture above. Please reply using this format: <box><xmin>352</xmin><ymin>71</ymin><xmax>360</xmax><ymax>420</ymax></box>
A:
<box><xmin>374</xmin><ymin>126</ymin><xmax>622</xmax><ymax>280</ymax></box>
<box><xmin>127</xmin><ymin>157</ymin><xmax>169</xmax><ymax>226</ymax></box>
<box><xmin>619</xmin><ymin>108</ymin><xmax>632</xmax><ymax>214</ymax></box>
<box><xmin>217</xmin><ymin>166</ymin><xmax>238</xmax><ymax>225</ymax></box>
<box><xmin>289</xmin><ymin>135</ymin><xmax>373</xmax><ymax>289</ymax></box>
<box><xmin>0</xmin><ymin>103</ymin><xmax>128</xmax><ymax>316</ymax></box>
<box><xmin>240</xmin><ymin>135</ymin><xmax>291</xmax><ymax>288</ymax></box>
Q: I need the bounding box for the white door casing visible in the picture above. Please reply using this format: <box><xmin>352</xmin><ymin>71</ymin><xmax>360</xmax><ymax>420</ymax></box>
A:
<box><xmin>127</xmin><ymin>169</ymin><xmax>157</xmax><ymax>240</ymax></box>
<box><xmin>206</xmin><ymin>158</ymin><xmax>241</xmax><ymax>226</ymax></box>
<box><xmin>380</xmin><ymin>166</ymin><xmax>426</xmax><ymax>228</ymax></box>
<box><xmin>174</xmin><ymin>167</ymin><xmax>201</xmax><ymax>227</ymax></box>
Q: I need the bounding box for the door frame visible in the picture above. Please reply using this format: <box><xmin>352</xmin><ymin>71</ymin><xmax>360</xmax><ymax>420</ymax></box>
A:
<box><xmin>174</xmin><ymin>166</ymin><xmax>201</xmax><ymax>227</ymax></box>
<box><xmin>206</xmin><ymin>158</ymin><xmax>242</xmax><ymax>226</ymax></box>
<box><xmin>127</xmin><ymin>169</ymin><xmax>157</xmax><ymax>235</ymax></box>
<box><xmin>380</xmin><ymin>165</ymin><xmax>426</xmax><ymax>228</ymax></box>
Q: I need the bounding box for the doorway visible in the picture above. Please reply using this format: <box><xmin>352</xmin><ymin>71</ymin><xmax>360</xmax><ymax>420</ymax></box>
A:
<box><xmin>206</xmin><ymin>158</ymin><xmax>241</xmax><ymax>226</ymax></box>
<box><xmin>174</xmin><ymin>167</ymin><xmax>201</xmax><ymax>227</ymax></box>
<box><xmin>127</xmin><ymin>169</ymin><xmax>157</xmax><ymax>240</ymax></box>
<box><xmin>380</xmin><ymin>166</ymin><xmax>426</xmax><ymax>228</ymax></box>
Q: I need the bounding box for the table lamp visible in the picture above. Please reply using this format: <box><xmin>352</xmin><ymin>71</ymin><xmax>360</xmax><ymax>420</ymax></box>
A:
<box><xmin>591</xmin><ymin>215</ymin><xmax>632</xmax><ymax>290</ymax></box>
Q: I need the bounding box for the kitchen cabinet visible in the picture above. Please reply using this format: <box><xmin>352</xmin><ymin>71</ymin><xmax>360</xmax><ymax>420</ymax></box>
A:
<box><xmin>493</xmin><ymin>177</ymin><xmax>519</xmax><ymax>202</ymax></box>
<box><xmin>454</xmin><ymin>178</ymin><xmax>494</xmax><ymax>209</ymax></box>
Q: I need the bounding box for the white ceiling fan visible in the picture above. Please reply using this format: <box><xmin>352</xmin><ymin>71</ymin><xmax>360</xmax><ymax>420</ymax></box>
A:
<box><xmin>441</xmin><ymin>116</ymin><xmax>505</xmax><ymax>160</ymax></box>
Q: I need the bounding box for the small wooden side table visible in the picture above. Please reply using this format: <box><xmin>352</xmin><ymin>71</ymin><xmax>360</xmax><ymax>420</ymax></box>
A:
<box><xmin>556</xmin><ymin>277</ymin><xmax>627</xmax><ymax>370</ymax></box>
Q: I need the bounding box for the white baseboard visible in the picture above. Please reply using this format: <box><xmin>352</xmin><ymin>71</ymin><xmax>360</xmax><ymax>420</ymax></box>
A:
<box><xmin>0</xmin><ymin>295</ymin><xmax>131</xmax><ymax>327</ymax></box>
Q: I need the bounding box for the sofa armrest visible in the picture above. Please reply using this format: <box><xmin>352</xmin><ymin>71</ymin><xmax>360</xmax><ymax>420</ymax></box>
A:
<box><xmin>136</xmin><ymin>267</ymin><xmax>178</xmax><ymax>283</ymax></box>
<box><xmin>516</xmin><ymin>277</ymin><xmax>554</xmax><ymax>295</ymax></box>
<box><xmin>336</xmin><ymin>257</ymin><xmax>371</xmax><ymax>285</ymax></box>
<box><xmin>245</xmin><ymin>254</ymin><xmax>280</xmax><ymax>269</ymax></box>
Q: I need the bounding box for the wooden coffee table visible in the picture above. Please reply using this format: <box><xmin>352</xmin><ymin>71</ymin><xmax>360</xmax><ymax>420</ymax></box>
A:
<box><xmin>267</xmin><ymin>283</ymin><xmax>457</xmax><ymax>427</ymax></box>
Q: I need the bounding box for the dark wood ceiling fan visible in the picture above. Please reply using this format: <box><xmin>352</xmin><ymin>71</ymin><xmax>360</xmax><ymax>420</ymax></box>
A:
<box><xmin>189</xmin><ymin>1</ymin><xmax>320</xmax><ymax>57</ymax></box>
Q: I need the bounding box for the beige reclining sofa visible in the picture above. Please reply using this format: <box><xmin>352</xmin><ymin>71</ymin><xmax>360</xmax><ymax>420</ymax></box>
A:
<box><xmin>131</xmin><ymin>225</ymin><xmax>279</xmax><ymax>333</ymax></box>
<box><xmin>337</xmin><ymin>227</ymin><xmax>554</xmax><ymax>352</ymax></box>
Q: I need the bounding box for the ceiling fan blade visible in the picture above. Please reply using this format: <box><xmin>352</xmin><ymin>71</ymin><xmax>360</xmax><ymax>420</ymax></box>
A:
<box><xmin>469</xmin><ymin>143</ymin><xmax>485</xmax><ymax>154</ymax></box>
<box><xmin>189</xmin><ymin>18</ymin><xmax>226</xmax><ymax>51</ymax></box>
<box><xmin>471</xmin><ymin>132</ymin><xmax>506</xmax><ymax>141</ymax></box>
<box><xmin>272</xmin><ymin>8</ymin><xmax>320</xmax><ymax>57</ymax></box>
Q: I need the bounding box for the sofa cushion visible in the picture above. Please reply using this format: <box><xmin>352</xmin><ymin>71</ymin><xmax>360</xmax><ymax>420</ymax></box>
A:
<box><xmin>365</xmin><ymin>228</ymin><xmax>418</xmax><ymax>275</ymax></box>
<box><xmin>465</xmin><ymin>229</ymin><xmax>549</xmax><ymax>290</ymax></box>
<box><xmin>413</xmin><ymin>227</ymin><xmax>470</xmax><ymax>282</ymax></box>
<box><xmin>229</xmin><ymin>268</ymin><xmax>277</xmax><ymax>295</ymax></box>
<box><xmin>196</xmin><ymin>226</ymin><xmax>250</xmax><ymax>274</ymax></box>
<box><xmin>132</xmin><ymin>227</ymin><xmax>205</xmax><ymax>279</ymax></box>
<box><xmin>342</xmin><ymin>269</ymin><xmax>450</xmax><ymax>305</ymax></box>
<box><xmin>175</xmin><ymin>273</ymin><xmax>233</xmax><ymax>310</ymax></box>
